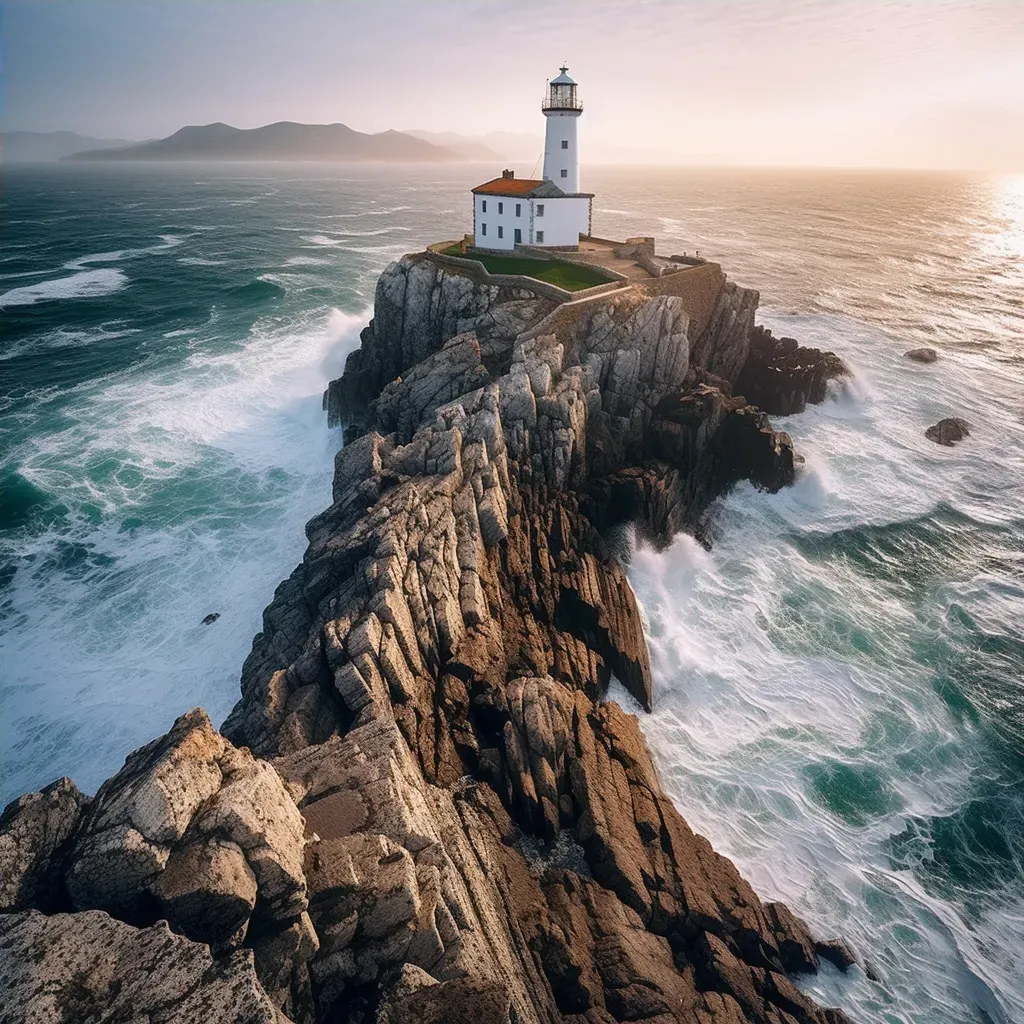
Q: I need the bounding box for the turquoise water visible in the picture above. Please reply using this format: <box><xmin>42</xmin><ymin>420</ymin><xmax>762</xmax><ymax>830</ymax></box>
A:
<box><xmin>2</xmin><ymin>164</ymin><xmax>1023</xmax><ymax>1023</ymax></box>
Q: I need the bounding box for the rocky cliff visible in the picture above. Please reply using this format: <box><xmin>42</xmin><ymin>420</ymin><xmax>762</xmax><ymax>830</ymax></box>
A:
<box><xmin>0</xmin><ymin>253</ymin><xmax>850</xmax><ymax>1024</ymax></box>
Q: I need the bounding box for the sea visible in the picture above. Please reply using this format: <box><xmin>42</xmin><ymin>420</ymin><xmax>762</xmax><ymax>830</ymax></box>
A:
<box><xmin>1</xmin><ymin>162</ymin><xmax>1022</xmax><ymax>1024</ymax></box>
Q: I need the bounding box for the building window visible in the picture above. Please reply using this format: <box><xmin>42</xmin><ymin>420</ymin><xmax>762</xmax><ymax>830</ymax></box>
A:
<box><xmin>482</xmin><ymin>200</ymin><xmax>487</xmax><ymax>212</ymax></box>
<box><xmin>560</xmin><ymin>169</ymin><xmax>568</xmax><ymax>178</ymax></box>
<box><xmin>481</xmin><ymin>223</ymin><xmax>487</xmax><ymax>236</ymax></box>
<box><xmin>536</xmin><ymin>230</ymin><xmax>545</xmax><ymax>243</ymax></box>
<box><xmin>497</xmin><ymin>225</ymin><xmax>503</xmax><ymax>239</ymax></box>
<box><xmin>498</xmin><ymin>201</ymin><xmax>503</xmax><ymax>214</ymax></box>
<box><xmin>515</xmin><ymin>203</ymin><xmax>521</xmax><ymax>217</ymax></box>
<box><xmin>536</xmin><ymin>204</ymin><xmax>544</xmax><ymax>217</ymax></box>
<box><xmin>561</xmin><ymin>140</ymin><xmax>568</xmax><ymax>150</ymax></box>
<box><xmin>514</xmin><ymin>228</ymin><xmax>522</xmax><ymax>244</ymax></box>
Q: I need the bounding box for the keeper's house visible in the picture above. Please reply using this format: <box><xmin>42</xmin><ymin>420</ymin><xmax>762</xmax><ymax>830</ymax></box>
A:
<box><xmin>471</xmin><ymin>66</ymin><xmax>594</xmax><ymax>250</ymax></box>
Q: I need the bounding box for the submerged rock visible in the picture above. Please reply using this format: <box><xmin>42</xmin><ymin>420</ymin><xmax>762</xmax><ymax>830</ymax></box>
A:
<box><xmin>4</xmin><ymin>251</ymin><xmax>853</xmax><ymax>1024</ymax></box>
<box><xmin>815</xmin><ymin>937</ymin><xmax>859</xmax><ymax>972</ymax></box>
<box><xmin>926</xmin><ymin>417</ymin><xmax>970</xmax><ymax>446</ymax></box>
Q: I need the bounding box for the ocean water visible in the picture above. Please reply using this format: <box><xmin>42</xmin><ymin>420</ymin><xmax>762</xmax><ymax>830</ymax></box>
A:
<box><xmin>2</xmin><ymin>163</ymin><xmax>1022</xmax><ymax>1024</ymax></box>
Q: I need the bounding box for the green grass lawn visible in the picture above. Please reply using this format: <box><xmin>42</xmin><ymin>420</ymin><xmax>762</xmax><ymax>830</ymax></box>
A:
<box><xmin>439</xmin><ymin>245</ymin><xmax>611</xmax><ymax>292</ymax></box>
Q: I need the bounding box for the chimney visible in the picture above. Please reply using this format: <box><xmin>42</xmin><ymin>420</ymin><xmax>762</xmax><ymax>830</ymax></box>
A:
<box><xmin>501</xmin><ymin>169</ymin><xmax>514</xmax><ymax>179</ymax></box>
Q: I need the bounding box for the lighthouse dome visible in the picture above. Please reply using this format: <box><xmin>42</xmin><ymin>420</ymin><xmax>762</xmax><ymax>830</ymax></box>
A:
<box><xmin>550</xmin><ymin>67</ymin><xmax>576</xmax><ymax>85</ymax></box>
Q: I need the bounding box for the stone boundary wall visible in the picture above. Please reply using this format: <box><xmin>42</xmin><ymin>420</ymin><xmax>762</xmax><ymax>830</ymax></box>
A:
<box><xmin>640</xmin><ymin>262</ymin><xmax>727</xmax><ymax>340</ymax></box>
<box><xmin>420</xmin><ymin>248</ymin><xmax>628</xmax><ymax>304</ymax></box>
<box><xmin>517</xmin><ymin>282</ymin><xmax>645</xmax><ymax>348</ymax></box>
<box><xmin>581</xmin><ymin>233</ymin><xmax>628</xmax><ymax>247</ymax></box>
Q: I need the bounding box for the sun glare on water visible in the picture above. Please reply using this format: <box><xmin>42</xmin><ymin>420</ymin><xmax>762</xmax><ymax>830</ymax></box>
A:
<box><xmin>991</xmin><ymin>174</ymin><xmax>1024</xmax><ymax>259</ymax></box>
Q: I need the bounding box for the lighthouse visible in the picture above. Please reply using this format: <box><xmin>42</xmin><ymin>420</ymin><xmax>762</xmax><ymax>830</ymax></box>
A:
<box><xmin>542</xmin><ymin>66</ymin><xmax>582</xmax><ymax>192</ymax></box>
<box><xmin>470</xmin><ymin>65</ymin><xmax>593</xmax><ymax>251</ymax></box>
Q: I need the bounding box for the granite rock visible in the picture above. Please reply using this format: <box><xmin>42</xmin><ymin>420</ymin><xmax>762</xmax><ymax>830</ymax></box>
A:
<box><xmin>0</xmin><ymin>776</ymin><xmax>87</xmax><ymax>912</ymax></box>
<box><xmin>2</xmin><ymin>252</ymin><xmax>853</xmax><ymax>1024</ymax></box>
<box><xmin>0</xmin><ymin>909</ymin><xmax>288</xmax><ymax>1024</ymax></box>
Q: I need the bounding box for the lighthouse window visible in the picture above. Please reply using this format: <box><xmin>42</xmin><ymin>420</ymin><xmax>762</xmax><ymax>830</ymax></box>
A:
<box><xmin>561</xmin><ymin>140</ymin><xmax>568</xmax><ymax>150</ymax></box>
<box><xmin>560</xmin><ymin>169</ymin><xmax>568</xmax><ymax>178</ymax></box>
<box><xmin>482</xmin><ymin>200</ymin><xmax>487</xmax><ymax>212</ymax></box>
<box><xmin>498</xmin><ymin>202</ymin><xmax>503</xmax><ymax>214</ymax></box>
<box><xmin>536</xmin><ymin>231</ymin><xmax>545</xmax><ymax>243</ymax></box>
<box><xmin>481</xmin><ymin>223</ymin><xmax>487</xmax><ymax>236</ymax></box>
<box><xmin>536</xmin><ymin>204</ymin><xmax>545</xmax><ymax>217</ymax></box>
<box><xmin>515</xmin><ymin>203</ymin><xmax>521</xmax><ymax>217</ymax></box>
<box><xmin>498</xmin><ymin>225</ymin><xmax>503</xmax><ymax>239</ymax></box>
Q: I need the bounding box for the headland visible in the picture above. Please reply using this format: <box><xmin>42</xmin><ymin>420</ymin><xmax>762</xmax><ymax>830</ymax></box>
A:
<box><xmin>0</xmin><ymin>231</ymin><xmax>856</xmax><ymax>1024</ymax></box>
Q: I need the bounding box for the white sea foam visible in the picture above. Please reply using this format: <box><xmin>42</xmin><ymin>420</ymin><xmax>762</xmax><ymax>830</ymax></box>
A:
<box><xmin>284</xmin><ymin>255</ymin><xmax>331</xmax><ymax>267</ymax></box>
<box><xmin>63</xmin><ymin>235</ymin><xmax>185</xmax><ymax>271</ymax></box>
<box><xmin>303</xmin><ymin>234</ymin><xmax>346</xmax><ymax>247</ymax></box>
<box><xmin>1</xmin><ymin>305</ymin><xmax>368</xmax><ymax>800</ymax></box>
<box><xmin>0</xmin><ymin>268</ymin><xmax>128</xmax><ymax>308</ymax></box>
<box><xmin>625</xmin><ymin>310</ymin><xmax>1024</xmax><ymax>1024</ymax></box>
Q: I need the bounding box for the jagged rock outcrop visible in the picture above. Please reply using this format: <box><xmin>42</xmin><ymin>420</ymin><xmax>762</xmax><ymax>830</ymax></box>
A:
<box><xmin>689</xmin><ymin>280</ymin><xmax>760</xmax><ymax>384</ymax></box>
<box><xmin>0</xmin><ymin>709</ymin><xmax>319</xmax><ymax>1021</ymax></box>
<box><xmin>63</xmin><ymin>709</ymin><xmax>308</xmax><ymax>947</ymax></box>
<box><xmin>0</xmin><ymin>776</ymin><xmax>87</xmax><ymax>913</ymax></box>
<box><xmin>325</xmin><ymin>255</ymin><xmax>557</xmax><ymax>430</ymax></box>
<box><xmin>733</xmin><ymin>326</ymin><xmax>849</xmax><ymax>416</ymax></box>
<box><xmin>2</xmin><ymin>252</ymin><xmax>851</xmax><ymax>1024</ymax></box>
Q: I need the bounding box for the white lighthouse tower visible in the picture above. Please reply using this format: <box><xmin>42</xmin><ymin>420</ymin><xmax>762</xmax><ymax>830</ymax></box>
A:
<box><xmin>542</xmin><ymin>65</ymin><xmax>582</xmax><ymax>192</ymax></box>
<box><xmin>470</xmin><ymin>65</ymin><xmax>593</xmax><ymax>251</ymax></box>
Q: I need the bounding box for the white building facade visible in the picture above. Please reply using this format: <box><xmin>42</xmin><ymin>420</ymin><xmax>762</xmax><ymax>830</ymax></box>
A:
<box><xmin>542</xmin><ymin>66</ymin><xmax>582</xmax><ymax>192</ymax></box>
<box><xmin>471</xmin><ymin>66</ymin><xmax>592</xmax><ymax>250</ymax></box>
<box><xmin>472</xmin><ymin>181</ymin><xmax>591</xmax><ymax>250</ymax></box>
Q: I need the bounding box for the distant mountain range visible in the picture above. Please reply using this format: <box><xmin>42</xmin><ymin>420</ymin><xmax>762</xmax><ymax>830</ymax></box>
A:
<box><xmin>3</xmin><ymin>124</ymin><xmax>549</xmax><ymax>165</ymax></box>
<box><xmin>56</xmin><ymin>122</ymin><xmax>463</xmax><ymax>163</ymax></box>
<box><xmin>2</xmin><ymin>131</ymin><xmax>139</xmax><ymax>162</ymax></box>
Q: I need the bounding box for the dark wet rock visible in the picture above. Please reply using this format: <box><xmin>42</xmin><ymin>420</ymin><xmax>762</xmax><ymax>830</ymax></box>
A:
<box><xmin>202</xmin><ymin>612</ymin><xmax>221</xmax><ymax>624</ymax></box>
<box><xmin>3</xmin><ymin>252</ymin><xmax>852</xmax><ymax>1024</ymax></box>
<box><xmin>734</xmin><ymin>326</ymin><xmax>849</xmax><ymax>415</ymax></box>
<box><xmin>926</xmin><ymin>417</ymin><xmax>970</xmax><ymax>446</ymax></box>
<box><xmin>863</xmin><ymin>958</ymin><xmax>883</xmax><ymax>983</ymax></box>
<box><xmin>815</xmin><ymin>938</ymin><xmax>858</xmax><ymax>972</ymax></box>
<box><xmin>905</xmin><ymin>347</ymin><xmax>938</xmax><ymax>363</ymax></box>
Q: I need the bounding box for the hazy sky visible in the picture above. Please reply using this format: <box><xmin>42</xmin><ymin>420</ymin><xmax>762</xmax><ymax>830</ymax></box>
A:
<box><xmin>3</xmin><ymin>0</ymin><xmax>1023</xmax><ymax>169</ymax></box>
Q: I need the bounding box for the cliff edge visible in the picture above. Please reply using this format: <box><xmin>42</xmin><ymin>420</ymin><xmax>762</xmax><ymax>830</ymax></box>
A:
<box><xmin>0</xmin><ymin>251</ymin><xmax>851</xmax><ymax>1024</ymax></box>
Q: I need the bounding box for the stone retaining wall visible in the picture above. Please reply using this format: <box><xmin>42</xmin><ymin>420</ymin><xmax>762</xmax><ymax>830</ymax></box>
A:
<box><xmin>421</xmin><ymin>249</ymin><xmax>627</xmax><ymax>304</ymax></box>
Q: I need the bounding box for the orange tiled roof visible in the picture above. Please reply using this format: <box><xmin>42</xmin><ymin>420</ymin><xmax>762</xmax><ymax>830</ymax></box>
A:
<box><xmin>472</xmin><ymin>177</ymin><xmax>545</xmax><ymax>196</ymax></box>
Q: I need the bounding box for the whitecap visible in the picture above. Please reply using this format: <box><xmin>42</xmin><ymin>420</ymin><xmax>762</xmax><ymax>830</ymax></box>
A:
<box><xmin>284</xmin><ymin>255</ymin><xmax>331</xmax><ymax>267</ymax></box>
<box><xmin>63</xmin><ymin>235</ymin><xmax>185</xmax><ymax>271</ymax></box>
<box><xmin>0</xmin><ymin>268</ymin><xmax>128</xmax><ymax>308</ymax></box>
<box><xmin>303</xmin><ymin>234</ymin><xmax>345</xmax><ymax>247</ymax></box>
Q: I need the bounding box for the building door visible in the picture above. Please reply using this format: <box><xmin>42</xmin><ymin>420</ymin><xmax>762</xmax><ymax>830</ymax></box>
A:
<box><xmin>514</xmin><ymin>228</ymin><xmax>522</xmax><ymax>244</ymax></box>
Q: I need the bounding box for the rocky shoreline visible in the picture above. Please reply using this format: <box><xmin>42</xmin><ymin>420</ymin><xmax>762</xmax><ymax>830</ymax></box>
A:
<box><xmin>1</xmin><ymin>250</ymin><xmax>852</xmax><ymax>1023</ymax></box>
